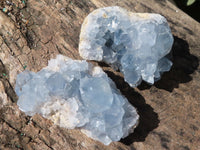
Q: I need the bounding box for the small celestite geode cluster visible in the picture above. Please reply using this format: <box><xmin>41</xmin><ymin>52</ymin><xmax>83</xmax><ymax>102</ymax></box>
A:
<box><xmin>15</xmin><ymin>55</ymin><xmax>139</xmax><ymax>145</ymax></box>
<box><xmin>79</xmin><ymin>6</ymin><xmax>174</xmax><ymax>87</ymax></box>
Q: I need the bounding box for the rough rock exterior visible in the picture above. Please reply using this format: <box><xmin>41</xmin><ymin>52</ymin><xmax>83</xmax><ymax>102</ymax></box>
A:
<box><xmin>79</xmin><ymin>6</ymin><xmax>174</xmax><ymax>87</ymax></box>
<box><xmin>0</xmin><ymin>0</ymin><xmax>200</xmax><ymax>150</ymax></box>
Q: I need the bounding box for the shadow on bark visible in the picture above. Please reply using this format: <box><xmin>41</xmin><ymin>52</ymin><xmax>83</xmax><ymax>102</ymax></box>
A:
<box><xmin>101</xmin><ymin>36</ymin><xmax>199</xmax><ymax>145</ymax></box>
<box><xmin>138</xmin><ymin>36</ymin><xmax>199</xmax><ymax>92</ymax></box>
<box><xmin>104</xmin><ymin>70</ymin><xmax>160</xmax><ymax>145</ymax></box>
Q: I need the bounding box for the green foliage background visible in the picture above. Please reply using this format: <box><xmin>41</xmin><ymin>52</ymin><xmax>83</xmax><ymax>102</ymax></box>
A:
<box><xmin>183</xmin><ymin>0</ymin><xmax>197</xmax><ymax>6</ymax></box>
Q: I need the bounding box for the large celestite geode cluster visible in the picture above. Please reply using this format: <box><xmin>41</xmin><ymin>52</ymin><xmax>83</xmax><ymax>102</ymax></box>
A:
<box><xmin>79</xmin><ymin>6</ymin><xmax>174</xmax><ymax>87</ymax></box>
<box><xmin>15</xmin><ymin>55</ymin><xmax>139</xmax><ymax>145</ymax></box>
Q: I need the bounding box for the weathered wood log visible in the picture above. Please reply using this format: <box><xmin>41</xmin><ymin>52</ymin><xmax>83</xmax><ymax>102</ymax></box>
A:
<box><xmin>0</xmin><ymin>0</ymin><xmax>200</xmax><ymax>149</ymax></box>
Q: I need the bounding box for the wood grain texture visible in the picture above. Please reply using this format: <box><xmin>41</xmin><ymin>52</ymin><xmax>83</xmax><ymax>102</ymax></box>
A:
<box><xmin>0</xmin><ymin>0</ymin><xmax>200</xmax><ymax>149</ymax></box>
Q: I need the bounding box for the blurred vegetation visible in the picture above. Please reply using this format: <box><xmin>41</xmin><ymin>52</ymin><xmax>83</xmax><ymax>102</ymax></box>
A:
<box><xmin>173</xmin><ymin>0</ymin><xmax>200</xmax><ymax>22</ymax></box>
<box><xmin>184</xmin><ymin>0</ymin><xmax>196</xmax><ymax>6</ymax></box>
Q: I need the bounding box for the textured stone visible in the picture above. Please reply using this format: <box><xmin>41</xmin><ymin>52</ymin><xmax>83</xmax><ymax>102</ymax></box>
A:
<box><xmin>15</xmin><ymin>55</ymin><xmax>139</xmax><ymax>145</ymax></box>
<box><xmin>79</xmin><ymin>6</ymin><xmax>174</xmax><ymax>87</ymax></box>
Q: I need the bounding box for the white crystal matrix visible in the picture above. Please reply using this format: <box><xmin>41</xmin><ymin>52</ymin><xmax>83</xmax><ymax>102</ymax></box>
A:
<box><xmin>15</xmin><ymin>55</ymin><xmax>139</xmax><ymax>145</ymax></box>
<box><xmin>79</xmin><ymin>6</ymin><xmax>174</xmax><ymax>87</ymax></box>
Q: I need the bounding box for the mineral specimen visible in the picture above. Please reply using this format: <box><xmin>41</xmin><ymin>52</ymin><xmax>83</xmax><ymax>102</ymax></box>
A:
<box><xmin>79</xmin><ymin>6</ymin><xmax>174</xmax><ymax>87</ymax></box>
<box><xmin>15</xmin><ymin>55</ymin><xmax>139</xmax><ymax>145</ymax></box>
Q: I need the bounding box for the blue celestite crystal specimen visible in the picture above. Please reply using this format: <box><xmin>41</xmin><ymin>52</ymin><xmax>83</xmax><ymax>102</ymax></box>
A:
<box><xmin>15</xmin><ymin>55</ymin><xmax>139</xmax><ymax>145</ymax></box>
<box><xmin>79</xmin><ymin>6</ymin><xmax>174</xmax><ymax>87</ymax></box>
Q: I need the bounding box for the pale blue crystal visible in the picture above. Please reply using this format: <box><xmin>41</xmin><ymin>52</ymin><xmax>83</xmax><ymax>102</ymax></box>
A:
<box><xmin>15</xmin><ymin>55</ymin><xmax>139</xmax><ymax>145</ymax></box>
<box><xmin>80</xmin><ymin>77</ymin><xmax>113</xmax><ymax>113</ymax></box>
<box><xmin>79</xmin><ymin>6</ymin><xmax>174</xmax><ymax>87</ymax></box>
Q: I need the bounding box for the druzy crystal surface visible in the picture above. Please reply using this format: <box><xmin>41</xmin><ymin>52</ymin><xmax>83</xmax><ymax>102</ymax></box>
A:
<box><xmin>79</xmin><ymin>6</ymin><xmax>174</xmax><ymax>87</ymax></box>
<box><xmin>15</xmin><ymin>55</ymin><xmax>139</xmax><ymax>145</ymax></box>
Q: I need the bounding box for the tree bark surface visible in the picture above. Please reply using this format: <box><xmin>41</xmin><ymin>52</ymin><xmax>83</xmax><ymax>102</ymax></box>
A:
<box><xmin>0</xmin><ymin>0</ymin><xmax>200</xmax><ymax>149</ymax></box>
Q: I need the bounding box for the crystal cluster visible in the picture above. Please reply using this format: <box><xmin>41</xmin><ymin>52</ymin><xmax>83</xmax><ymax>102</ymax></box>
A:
<box><xmin>15</xmin><ymin>55</ymin><xmax>139</xmax><ymax>145</ymax></box>
<box><xmin>79</xmin><ymin>6</ymin><xmax>174</xmax><ymax>87</ymax></box>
